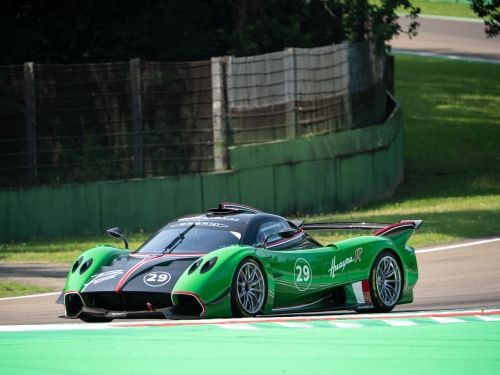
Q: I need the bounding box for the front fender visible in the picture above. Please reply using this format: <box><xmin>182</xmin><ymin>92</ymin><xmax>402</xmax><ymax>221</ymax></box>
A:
<box><xmin>64</xmin><ymin>245</ymin><xmax>129</xmax><ymax>292</ymax></box>
<box><xmin>172</xmin><ymin>245</ymin><xmax>275</xmax><ymax>318</ymax></box>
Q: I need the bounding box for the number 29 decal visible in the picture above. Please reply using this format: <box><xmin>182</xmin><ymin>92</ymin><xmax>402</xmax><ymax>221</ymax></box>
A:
<box><xmin>143</xmin><ymin>271</ymin><xmax>172</xmax><ymax>287</ymax></box>
<box><xmin>294</xmin><ymin>258</ymin><xmax>312</xmax><ymax>291</ymax></box>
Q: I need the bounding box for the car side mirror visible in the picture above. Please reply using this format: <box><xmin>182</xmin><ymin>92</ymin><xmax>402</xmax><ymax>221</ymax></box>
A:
<box><xmin>106</xmin><ymin>227</ymin><xmax>129</xmax><ymax>249</ymax></box>
<box><xmin>263</xmin><ymin>228</ymin><xmax>299</xmax><ymax>248</ymax></box>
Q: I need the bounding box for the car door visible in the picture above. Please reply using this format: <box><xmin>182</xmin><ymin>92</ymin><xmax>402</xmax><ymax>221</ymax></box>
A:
<box><xmin>266</xmin><ymin>246</ymin><xmax>336</xmax><ymax>307</ymax></box>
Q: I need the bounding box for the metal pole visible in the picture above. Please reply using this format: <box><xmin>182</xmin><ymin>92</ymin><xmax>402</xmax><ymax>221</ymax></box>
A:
<box><xmin>130</xmin><ymin>58</ymin><xmax>144</xmax><ymax>177</ymax></box>
<box><xmin>24</xmin><ymin>62</ymin><xmax>37</xmax><ymax>181</ymax></box>
<box><xmin>211</xmin><ymin>56</ymin><xmax>229</xmax><ymax>171</ymax></box>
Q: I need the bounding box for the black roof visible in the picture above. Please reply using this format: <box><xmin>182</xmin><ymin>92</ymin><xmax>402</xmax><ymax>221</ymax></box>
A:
<box><xmin>160</xmin><ymin>202</ymin><xmax>290</xmax><ymax>244</ymax></box>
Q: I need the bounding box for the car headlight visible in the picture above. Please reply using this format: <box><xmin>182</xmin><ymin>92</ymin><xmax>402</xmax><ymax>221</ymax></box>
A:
<box><xmin>71</xmin><ymin>256</ymin><xmax>83</xmax><ymax>273</ymax></box>
<box><xmin>188</xmin><ymin>259</ymin><xmax>203</xmax><ymax>275</ymax></box>
<box><xmin>79</xmin><ymin>258</ymin><xmax>93</xmax><ymax>274</ymax></box>
<box><xmin>200</xmin><ymin>257</ymin><xmax>218</xmax><ymax>274</ymax></box>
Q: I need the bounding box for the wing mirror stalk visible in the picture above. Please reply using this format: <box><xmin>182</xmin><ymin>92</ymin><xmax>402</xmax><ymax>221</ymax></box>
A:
<box><xmin>106</xmin><ymin>227</ymin><xmax>129</xmax><ymax>249</ymax></box>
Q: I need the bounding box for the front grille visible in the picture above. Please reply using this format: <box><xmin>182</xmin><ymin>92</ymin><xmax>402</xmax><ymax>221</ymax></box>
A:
<box><xmin>82</xmin><ymin>292</ymin><xmax>172</xmax><ymax>311</ymax></box>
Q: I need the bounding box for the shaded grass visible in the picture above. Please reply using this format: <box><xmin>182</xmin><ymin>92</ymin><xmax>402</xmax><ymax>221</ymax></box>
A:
<box><xmin>0</xmin><ymin>281</ymin><xmax>51</xmax><ymax>298</ymax></box>
<box><xmin>312</xmin><ymin>55</ymin><xmax>500</xmax><ymax>247</ymax></box>
<box><xmin>395</xmin><ymin>55</ymin><xmax>500</xmax><ymax>197</ymax></box>
<box><xmin>403</xmin><ymin>0</ymin><xmax>478</xmax><ymax>19</ymax></box>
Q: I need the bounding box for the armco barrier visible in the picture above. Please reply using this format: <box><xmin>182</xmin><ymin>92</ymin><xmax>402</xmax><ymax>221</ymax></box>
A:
<box><xmin>0</xmin><ymin>94</ymin><xmax>403</xmax><ymax>242</ymax></box>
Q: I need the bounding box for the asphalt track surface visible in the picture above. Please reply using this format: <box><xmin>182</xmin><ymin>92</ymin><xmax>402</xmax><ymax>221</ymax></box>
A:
<box><xmin>393</xmin><ymin>15</ymin><xmax>500</xmax><ymax>61</ymax></box>
<box><xmin>1</xmin><ymin>238</ymin><xmax>499</xmax><ymax>325</ymax></box>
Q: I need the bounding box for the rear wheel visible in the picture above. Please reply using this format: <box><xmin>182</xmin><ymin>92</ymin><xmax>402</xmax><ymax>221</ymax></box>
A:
<box><xmin>366</xmin><ymin>251</ymin><xmax>402</xmax><ymax>313</ymax></box>
<box><xmin>231</xmin><ymin>258</ymin><xmax>267</xmax><ymax>317</ymax></box>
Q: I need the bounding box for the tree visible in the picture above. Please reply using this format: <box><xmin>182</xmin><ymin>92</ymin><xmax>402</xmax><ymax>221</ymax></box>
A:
<box><xmin>0</xmin><ymin>0</ymin><xmax>420</xmax><ymax>64</ymax></box>
<box><xmin>471</xmin><ymin>0</ymin><xmax>500</xmax><ymax>37</ymax></box>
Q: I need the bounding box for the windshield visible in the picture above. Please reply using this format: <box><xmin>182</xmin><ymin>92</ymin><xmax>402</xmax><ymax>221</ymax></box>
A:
<box><xmin>137</xmin><ymin>226</ymin><xmax>242</xmax><ymax>254</ymax></box>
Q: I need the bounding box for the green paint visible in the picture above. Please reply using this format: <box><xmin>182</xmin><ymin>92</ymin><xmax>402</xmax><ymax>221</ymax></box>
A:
<box><xmin>1</xmin><ymin>318</ymin><xmax>499</xmax><ymax>375</ymax></box>
<box><xmin>64</xmin><ymin>231</ymin><xmax>417</xmax><ymax>319</ymax></box>
<box><xmin>64</xmin><ymin>246</ymin><xmax>128</xmax><ymax>293</ymax></box>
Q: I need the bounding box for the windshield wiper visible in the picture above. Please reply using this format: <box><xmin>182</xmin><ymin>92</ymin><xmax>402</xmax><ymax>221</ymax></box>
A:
<box><xmin>163</xmin><ymin>223</ymin><xmax>195</xmax><ymax>254</ymax></box>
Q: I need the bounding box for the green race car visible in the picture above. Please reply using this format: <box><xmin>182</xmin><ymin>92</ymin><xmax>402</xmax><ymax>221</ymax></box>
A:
<box><xmin>58</xmin><ymin>202</ymin><xmax>421</xmax><ymax>322</ymax></box>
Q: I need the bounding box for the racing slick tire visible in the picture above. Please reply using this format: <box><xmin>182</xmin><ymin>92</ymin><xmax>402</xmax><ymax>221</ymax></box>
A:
<box><xmin>369</xmin><ymin>251</ymin><xmax>403</xmax><ymax>313</ymax></box>
<box><xmin>231</xmin><ymin>258</ymin><xmax>267</xmax><ymax>317</ymax></box>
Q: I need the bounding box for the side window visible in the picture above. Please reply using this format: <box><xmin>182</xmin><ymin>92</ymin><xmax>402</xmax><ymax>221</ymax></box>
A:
<box><xmin>255</xmin><ymin>220</ymin><xmax>290</xmax><ymax>246</ymax></box>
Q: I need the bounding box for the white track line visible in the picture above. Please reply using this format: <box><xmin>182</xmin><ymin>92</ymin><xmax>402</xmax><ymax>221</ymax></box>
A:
<box><xmin>329</xmin><ymin>321</ymin><xmax>362</xmax><ymax>328</ymax></box>
<box><xmin>216</xmin><ymin>323</ymin><xmax>258</xmax><ymax>330</ymax></box>
<box><xmin>381</xmin><ymin>319</ymin><xmax>419</xmax><ymax>327</ymax></box>
<box><xmin>416</xmin><ymin>238</ymin><xmax>500</xmax><ymax>254</ymax></box>
<box><xmin>476</xmin><ymin>316</ymin><xmax>500</xmax><ymax>322</ymax></box>
<box><xmin>430</xmin><ymin>317</ymin><xmax>466</xmax><ymax>324</ymax></box>
<box><xmin>2</xmin><ymin>309</ymin><xmax>500</xmax><ymax>332</ymax></box>
<box><xmin>0</xmin><ymin>292</ymin><xmax>60</xmax><ymax>302</ymax></box>
<box><xmin>396</xmin><ymin>13</ymin><xmax>483</xmax><ymax>23</ymax></box>
<box><xmin>393</xmin><ymin>50</ymin><xmax>500</xmax><ymax>65</ymax></box>
<box><xmin>275</xmin><ymin>322</ymin><xmax>313</xmax><ymax>328</ymax></box>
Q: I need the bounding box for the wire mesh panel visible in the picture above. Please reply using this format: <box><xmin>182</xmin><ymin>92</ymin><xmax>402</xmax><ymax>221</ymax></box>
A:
<box><xmin>141</xmin><ymin>60</ymin><xmax>213</xmax><ymax>176</ymax></box>
<box><xmin>0</xmin><ymin>60</ymin><xmax>213</xmax><ymax>188</ymax></box>
<box><xmin>295</xmin><ymin>43</ymin><xmax>351</xmax><ymax>135</ymax></box>
<box><xmin>227</xmin><ymin>51</ymin><xmax>289</xmax><ymax>144</ymax></box>
<box><xmin>226</xmin><ymin>41</ymin><xmax>386</xmax><ymax>143</ymax></box>
<box><xmin>34</xmin><ymin>62</ymin><xmax>132</xmax><ymax>184</ymax></box>
<box><xmin>347</xmin><ymin>41</ymin><xmax>386</xmax><ymax>128</ymax></box>
<box><xmin>0</xmin><ymin>41</ymin><xmax>389</xmax><ymax>189</ymax></box>
<box><xmin>0</xmin><ymin>65</ymin><xmax>25</xmax><ymax>186</ymax></box>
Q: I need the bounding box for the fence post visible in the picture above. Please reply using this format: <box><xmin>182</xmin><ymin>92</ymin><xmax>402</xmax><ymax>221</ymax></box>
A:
<box><xmin>211</xmin><ymin>56</ymin><xmax>229</xmax><ymax>171</ymax></box>
<box><xmin>130</xmin><ymin>58</ymin><xmax>144</xmax><ymax>177</ymax></box>
<box><xmin>284</xmin><ymin>48</ymin><xmax>296</xmax><ymax>139</ymax></box>
<box><xmin>24</xmin><ymin>62</ymin><xmax>37</xmax><ymax>181</ymax></box>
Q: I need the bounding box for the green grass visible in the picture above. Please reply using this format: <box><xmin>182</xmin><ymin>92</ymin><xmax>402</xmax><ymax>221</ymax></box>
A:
<box><xmin>0</xmin><ymin>281</ymin><xmax>51</xmax><ymax>298</ymax></box>
<box><xmin>312</xmin><ymin>54</ymin><xmax>500</xmax><ymax>247</ymax></box>
<box><xmin>404</xmin><ymin>0</ymin><xmax>478</xmax><ymax>19</ymax></box>
<box><xmin>0</xmin><ymin>55</ymin><xmax>499</xmax><ymax>263</ymax></box>
<box><xmin>311</xmin><ymin>195</ymin><xmax>500</xmax><ymax>247</ymax></box>
<box><xmin>0</xmin><ymin>235</ymin><xmax>148</xmax><ymax>263</ymax></box>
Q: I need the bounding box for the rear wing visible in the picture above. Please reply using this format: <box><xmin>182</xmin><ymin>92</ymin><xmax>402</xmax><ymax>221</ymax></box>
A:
<box><xmin>300</xmin><ymin>220</ymin><xmax>423</xmax><ymax>246</ymax></box>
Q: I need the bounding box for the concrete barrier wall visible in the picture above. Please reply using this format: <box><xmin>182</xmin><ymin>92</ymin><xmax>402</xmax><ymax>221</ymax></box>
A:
<box><xmin>0</xmin><ymin>95</ymin><xmax>403</xmax><ymax>242</ymax></box>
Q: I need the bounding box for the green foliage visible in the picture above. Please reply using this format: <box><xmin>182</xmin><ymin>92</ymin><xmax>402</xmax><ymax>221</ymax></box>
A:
<box><xmin>0</xmin><ymin>0</ymin><xmax>420</xmax><ymax>64</ymax></box>
<box><xmin>369</xmin><ymin>1</ymin><xmax>420</xmax><ymax>52</ymax></box>
<box><xmin>471</xmin><ymin>0</ymin><xmax>500</xmax><ymax>37</ymax></box>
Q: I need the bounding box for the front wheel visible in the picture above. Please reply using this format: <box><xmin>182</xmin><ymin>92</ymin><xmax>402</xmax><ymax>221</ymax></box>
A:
<box><xmin>231</xmin><ymin>258</ymin><xmax>267</xmax><ymax>317</ymax></box>
<box><xmin>367</xmin><ymin>251</ymin><xmax>403</xmax><ymax>313</ymax></box>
